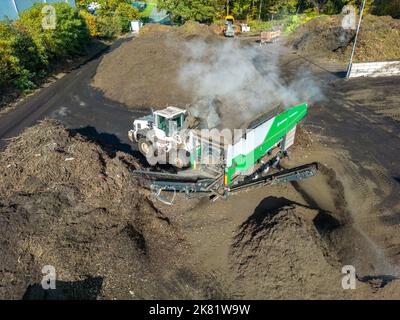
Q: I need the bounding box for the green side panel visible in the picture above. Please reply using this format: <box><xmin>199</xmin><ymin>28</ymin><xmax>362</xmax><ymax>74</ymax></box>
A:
<box><xmin>226</xmin><ymin>103</ymin><xmax>308</xmax><ymax>184</ymax></box>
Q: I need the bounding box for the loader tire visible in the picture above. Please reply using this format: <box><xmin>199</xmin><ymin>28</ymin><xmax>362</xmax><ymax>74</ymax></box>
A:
<box><xmin>169</xmin><ymin>149</ymin><xmax>190</xmax><ymax>169</ymax></box>
<box><xmin>138</xmin><ymin>138</ymin><xmax>152</xmax><ymax>156</ymax></box>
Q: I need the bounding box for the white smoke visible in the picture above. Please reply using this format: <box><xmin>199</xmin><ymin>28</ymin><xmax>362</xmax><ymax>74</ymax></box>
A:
<box><xmin>178</xmin><ymin>39</ymin><xmax>323</xmax><ymax>128</ymax></box>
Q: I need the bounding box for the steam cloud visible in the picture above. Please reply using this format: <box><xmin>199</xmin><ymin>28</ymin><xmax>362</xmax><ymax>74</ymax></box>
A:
<box><xmin>178</xmin><ymin>39</ymin><xmax>323</xmax><ymax>128</ymax></box>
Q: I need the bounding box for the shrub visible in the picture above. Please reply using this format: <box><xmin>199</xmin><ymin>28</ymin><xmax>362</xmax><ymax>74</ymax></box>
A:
<box><xmin>0</xmin><ymin>22</ymin><xmax>20</xmax><ymax>87</ymax></box>
<box><xmin>284</xmin><ymin>12</ymin><xmax>319</xmax><ymax>35</ymax></box>
<box><xmin>18</xmin><ymin>2</ymin><xmax>90</xmax><ymax>60</ymax></box>
<box><xmin>13</xmin><ymin>68</ymin><xmax>36</xmax><ymax>91</ymax></box>
<box><xmin>247</xmin><ymin>12</ymin><xmax>320</xmax><ymax>35</ymax></box>
<box><xmin>248</xmin><ymin>20</ymin><xmax>273</xmax><ymax>32</ymax></box>
<box><xmin>1</xmin><ymin>3</ymin><xmax>91</xmax><ymax>93</ymax></box>
<box><xmin>115</xmin><ymin>2</ymin><xmax>140</xmax><ymax>32</ymax></box>
<box><xmin>80</xmin><ymin>9</ymin><xmax>100</xmax><ymax>37</ymax></box>
<box><xmin>96</xmin><ymin>15</ymin><xmax>122</xmax><ymax>39</ymax></box>
<box><xmin>373</xmin><ymin>0</ymin><xmax>400</xmax><ymax>18</ymax></box>
<box><xmin>12</xmin><ymin>24</ymin><xmax>47</xmax><ymax>74</ymax></box>
<box><xmin>0</xmin><ymin>21</ymin><xmax>44</xmax><ymax>90</ymax></box>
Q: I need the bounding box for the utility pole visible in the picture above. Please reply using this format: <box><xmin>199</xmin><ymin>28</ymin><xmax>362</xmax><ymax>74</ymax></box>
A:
<box><xmin>226</xmin><ymin>0</ymin><xmax>230</xmax><ymax>16</ymax></box>
<box><xmin>346</xmin><ymin>0</ymin><xmax>367</xmax><ymax>78</ymax></box>
<box><xmin>11</xmin><ymin>0</ymin><xmax>19</xmax><ymax>18</ymax></box>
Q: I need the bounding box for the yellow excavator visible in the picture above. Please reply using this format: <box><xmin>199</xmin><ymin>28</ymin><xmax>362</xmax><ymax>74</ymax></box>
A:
<box><xmin>223</xmin><ymin>15</ymin><xmax>236</xmax><ymax>37</ymax></box>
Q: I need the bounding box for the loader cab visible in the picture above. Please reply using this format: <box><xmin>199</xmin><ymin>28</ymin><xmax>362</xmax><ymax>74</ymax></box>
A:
<box><xmin>225</xmin><ymin>15</ymin><xmax>234</xmax><ymax>25</ymax></box>
<box><xmin>154</xmin><ymin>107</ymin><xmax>186</xmax><ymax>137</ymax></box>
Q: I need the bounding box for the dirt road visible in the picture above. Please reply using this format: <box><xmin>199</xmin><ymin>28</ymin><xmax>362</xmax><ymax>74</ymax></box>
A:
<box><xmin>0</xmin><ymin>38</ymin><xmax>146</xmax><ymax>155</ymax></box>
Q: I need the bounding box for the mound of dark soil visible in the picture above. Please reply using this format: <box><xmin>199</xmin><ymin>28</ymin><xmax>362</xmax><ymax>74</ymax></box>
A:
<box><xmin>229</xmin><ymin>199</ymin><xmax>400</xmax><ymax>299</ymax></box>
<box><xmin>0</xmin><ymin>120</ymin><xmax>185</xmax><ymax>299</ymax></box>
<box><xmin>92</xmin><ymin>22</ymin><xmax>220</xmax><ymax>109</ymax></box>
<box><xmin>288</xmin><ymin>15</ymin><xmax>355</xmax><ymax>55</ymax></box>
<box><xmin>289</xmin><ymin>15</ymin><xmax>400</xmax><ymax>62</ymax></box>
<box><xmin>230</xmin><ymin>204</ymin><xmax>347</xmax><ymax>299</ymax></box>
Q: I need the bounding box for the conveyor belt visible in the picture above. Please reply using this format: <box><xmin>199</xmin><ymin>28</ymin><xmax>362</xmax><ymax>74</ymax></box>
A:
<box><xmin>134</xmin><ymin>163</ymin><xmax>318</xmax><ymax>203</ymax></box>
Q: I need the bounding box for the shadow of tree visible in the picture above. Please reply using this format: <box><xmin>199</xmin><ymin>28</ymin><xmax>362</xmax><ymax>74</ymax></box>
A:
<box><xmin>69</xmin><ymin>126</ymin><xmax>141</xmax><ymax>158</ymax></box>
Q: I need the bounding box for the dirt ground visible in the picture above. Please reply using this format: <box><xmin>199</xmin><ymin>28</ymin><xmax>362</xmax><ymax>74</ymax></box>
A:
<box><xmin>0</xmin><ymin>120</ymin><xmax>197</xmax><ymax>299</ymax></box>
<box><xmin>156</xmin><ymin>125</ymin><xmax>400</xmax><ymax>299</ymax></box>
<box><xmin>332</xmin><ymin>76</ymin><xmax>400</xmax><ymax>123</ymax></box>
<box><xmin>2</xmin><ymin>120</ymin><xmax>400</xmax><ymax>299</ymax></box>
<box><xmin>92</xmin><ymin>22</ymin><xmax>221</xmax><ymax>109</ymax></box>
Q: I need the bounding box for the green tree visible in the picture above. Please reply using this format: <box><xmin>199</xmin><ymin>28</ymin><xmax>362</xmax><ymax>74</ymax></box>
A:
<box><xmin>1</xmin><ymin>2</ymin><xmax>91</xmax><ymax>92</ymax></box>
<box><xmin>266</xmin><ymin>0</ymin><xmax>300</xmax><ymax>17</ymax></box>
<box><xmin>158</xmin><ymin>0</ymin><xmax>224</xmax><ymax>23</ymax></box>
<box><xmin>77</xmin><ymin>0</ymin><xmax>133</xmax><ymax>14</ymax></box>
<box><xmin>373</xmin><ymin>0</ymin><xmax>400</xmax><ymax>18</ymax></box>
<box><xmin>303</xmin><ymin>0</ymin><xmax>374</xmax><ymax>14</ymax></box>
<box><xmin>0</xmin><ymin>21</ymin><xmax>20</xmax><ymax>87</ymax></box>
<box><xmin>0</xmin><ymin>20</ymin><xmax>45</xmax><ymax>90</ymax></box>
<box><xmin>18</xmin><ymin>2</ymin><xmax>90</xmax><ymax>60</ymax></box>
<box><xmin>115</xmin><ymin>2</ymin><xmax>140</xmax><ymax>32</ymax></box>
<box><xmin>77</xmin><ymin>0</ymin><xmax>136</xmax><ymax>36</ymax></box>
<box><xmin>96</xmin><ymin>15</ymin><xmax>123</xmax><ymax>38</ymax></box>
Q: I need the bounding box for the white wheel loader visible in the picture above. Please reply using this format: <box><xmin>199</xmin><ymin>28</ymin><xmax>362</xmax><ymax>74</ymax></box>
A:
<box><xmin>128</xmin><ymin>106</ymin><xmax>194</xmax><ymax>168</ymax></box>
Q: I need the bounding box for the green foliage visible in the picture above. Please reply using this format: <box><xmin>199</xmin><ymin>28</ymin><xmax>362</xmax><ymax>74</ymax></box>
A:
<box><xmin>158</xmin><ymin>0</ymin><xmax>222</xmax><ymax>23</ymax></box>
<box><xmin>80</xmin><ymin>9</ymin><xmax>101</xmax><ymax>37</ymax></box>
<box><xmin>247</xmin><ymin>19</ymin><xmax>273</xmax><ymax>31</ymax></box>
<box><xmin>0</xmin><ymin>2</ymin><xmax>90</xmax><ymax>93</ymax></box>
<box><xmin>373</xmin><ymin>0</ymin><xmax>400</xmax><ymax>18</ymax></box>
<box><xmin>12</xmin><ymin>25</ymin><xmax>46</xmax><ymax>74</ymax></box>
<box><xmin>284</xmin><ymin>11</ymin><xmax>320</xmax><ymax>33</ymax></box>
<box><xmin>158</xmin><ymin>0</ymin><xmax>399</xmax><ymax>23</ymax></box>
<box><xmin>0</xmin><ymin>20</ymin><xmax>45</xmax><ymax>90</ymax></box>
<box><xmin>268</xmin><ymin>0</ymin><xmax>299</xmax><ymax>16</ymax></box>
<box><xmin>0</xmin><ymin>22</ymin><xmax>20</xmax><ymax>87</ymax></box>
<box><xmin>13</xmin><ymin>68</ymin><xmax>36</xmax><ymax>91</ymax></box>
<box><xmin>78</xmin><ymin>0</ymin><xmax>138</xmax><ymax>35</ymax></box>
<box><xmin>115</xmin><ymin>3</ymin><xmax>140</xmax><ymax>32</ymax></box>
<box><xmin>18</xmin><ymin>3</ymin><xmax>90</xmax><ymax>60</ymax></box>
<box><xmin>96</xmin><ymin>15</ymin><xmax>123</xmax><ymax>38</ymax></box>
<box><xmin>77</xmin><ymin>0</ymin><xmax>133</xmax><ymax>14</ymax></box>
<box><xmin>248</xmin><ymin>11</ymin><xmax>319</xmax><ymax>33</ymax></box>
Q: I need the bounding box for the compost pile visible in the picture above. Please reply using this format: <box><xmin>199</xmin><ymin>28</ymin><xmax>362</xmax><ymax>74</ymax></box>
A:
<box><xmin>92</xmin><ymin>21</ymin><xmax>220</xmax><ymax>109</ymax></box>
<box><xmin>231</xmin><ymin>204</ymin><xmax>348</xmax><ymax>299</ymax></box>
<box><xmin>289</xmin><ymin>15</ymin><xmax>400</xmax><ymax>62</ymax></box>
<box><xmin>0</xmin><ymin>120</ymin><xmax>186</xmax><ymax>299</ymax></box>
<box><xmin>93</xmin><ymin>21</ymin><xmax>292</xmax><ymax>130</ymax></box>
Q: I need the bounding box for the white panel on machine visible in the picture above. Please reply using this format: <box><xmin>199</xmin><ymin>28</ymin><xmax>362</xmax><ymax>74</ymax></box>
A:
<box><xmin>283</xmin><ymin>125</ymin><xmax>296</xmax><ymax>150</ymax></box>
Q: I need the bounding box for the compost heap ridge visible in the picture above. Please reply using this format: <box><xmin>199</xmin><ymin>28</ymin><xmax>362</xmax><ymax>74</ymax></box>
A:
<box><xmin>0</xmin><ymin>120</ymin><xmax>182</xmax><ymax>299</ymax></box>
<box><xmin>230</xmin><ymin>204</ymin><xmax>345</xmax><ymax>299</ymax></box>
<box><xmin>288</xmin><ymin>14</ymin><xmax>400</xmax><ymax>62</ymax></box>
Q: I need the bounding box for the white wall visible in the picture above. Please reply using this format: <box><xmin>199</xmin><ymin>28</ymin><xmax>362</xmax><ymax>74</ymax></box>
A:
<box><xmin>350</xmin><ymin>61</ymin><xmax>400</xmax><ymax>78</ymax></box>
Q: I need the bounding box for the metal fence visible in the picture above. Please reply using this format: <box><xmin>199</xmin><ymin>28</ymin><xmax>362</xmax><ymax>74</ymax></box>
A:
<box><xmin>0</xmin><ymin>0</ymin><xmax>75</xmax><ymax>21</ymax></box>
